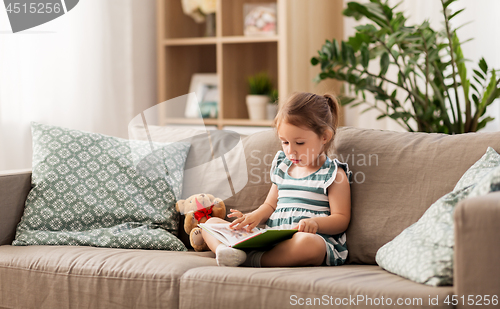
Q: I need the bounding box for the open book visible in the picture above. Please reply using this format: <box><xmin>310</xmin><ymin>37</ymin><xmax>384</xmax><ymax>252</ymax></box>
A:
<box><xmin>198</xmin><ymin>223</ymin><xmax>297</xmax><ymax>249</ymax></box>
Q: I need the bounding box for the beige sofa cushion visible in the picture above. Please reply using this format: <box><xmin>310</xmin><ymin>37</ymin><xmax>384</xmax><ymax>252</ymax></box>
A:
<box><xmin>0</xmin><ymin>245</ymin><xmax>215</xmax><ymax>309</ymax></box>
<box><xmin>179</xmin><ymin>265</ymin><xmax>454</xmax><ymax>309</ymax></box>
<box><xmin>223</xmin><ymin>130</ymin><xmax>281</xmax><ymax>214</ymax></box>
<box><xmin>334</xmin><ymin>127</ymin><xmax>500</xmax><ymax>264</ymax></box>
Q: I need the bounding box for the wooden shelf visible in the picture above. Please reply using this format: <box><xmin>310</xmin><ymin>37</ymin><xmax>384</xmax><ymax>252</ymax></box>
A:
<box><xmin>157</xmin><ymin>0</ymin><xmax>344</xmax><ymax>130</ymax></box>
<box><xmin>163</xmin><ymin>37</ymin><xmax>217</xmax><ymax>46</ymax></box>
<box><xmin>221</xmin><ymin>36</ymin><xmax>279</xmax><ymax>44</ymax></box>
<box><xmin>163</xmin><ymin>36</ymin><xmax>279</xmax><ymax>46</ymax></box>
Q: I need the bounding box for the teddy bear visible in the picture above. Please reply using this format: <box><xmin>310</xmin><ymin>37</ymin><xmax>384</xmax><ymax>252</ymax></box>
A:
<box><xmin>175</xmin><ymin>193</ymin><xmax>226</xmax><ymax>251</ymax></box>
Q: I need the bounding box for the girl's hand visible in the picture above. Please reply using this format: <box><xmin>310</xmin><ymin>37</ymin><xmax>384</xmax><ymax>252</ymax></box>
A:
<box><xmin>228</xmin><ymin>209</ymin><xmax>261</xmax><ymax>232</ymax></box>
<box><xmin>293</xmin><ymin>219</ymin><xmax>319</xmax><ymax>234</ymax></box>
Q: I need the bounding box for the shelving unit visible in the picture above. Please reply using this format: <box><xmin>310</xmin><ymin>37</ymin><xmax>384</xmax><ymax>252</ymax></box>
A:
<box><xmin>156</xmin><ymin>0</ymin><xmax>344</xmax><ymax>129</ymax></box>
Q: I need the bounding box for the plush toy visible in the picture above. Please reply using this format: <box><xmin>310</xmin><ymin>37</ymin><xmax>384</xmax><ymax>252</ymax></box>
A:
<box><xmin>175</xmin><ymin>193</ymin><xmax>226</xmax><ymax>251</ymax></box>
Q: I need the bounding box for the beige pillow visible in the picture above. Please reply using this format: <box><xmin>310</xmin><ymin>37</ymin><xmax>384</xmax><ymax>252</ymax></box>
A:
<box><xmin>375</xmin><ymin>147</ymin><xmax>500</xmax><ymax>286</ymax></box>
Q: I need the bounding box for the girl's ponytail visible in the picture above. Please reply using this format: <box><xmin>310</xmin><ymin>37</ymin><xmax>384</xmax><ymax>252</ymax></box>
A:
<box><xmin>324</xmin><ymin>94</ymin><xmax>340</xmax><ymax>134</ymax></box>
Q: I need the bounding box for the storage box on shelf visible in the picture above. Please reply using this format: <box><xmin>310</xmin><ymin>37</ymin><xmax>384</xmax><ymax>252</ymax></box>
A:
<box><xmin>156</xmin><ymin>0</ymin><xmax>343</xmax><ymax>130</ymax></box>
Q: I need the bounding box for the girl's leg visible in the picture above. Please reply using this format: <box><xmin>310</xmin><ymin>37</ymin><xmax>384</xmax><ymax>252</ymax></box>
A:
<box><xmin>201</xmin><ymin>217</ymin><xmax>247</xmax><ymax>266</ymax></box>
<box><xmin>201</xmin><ymin>217</ymin><xmax>230</xmax><ymax>252</ymax></box>
<box><xmin>260</xmin><ymin>232</ymin><xmax>326</xmax><ymax>267</ymax></box>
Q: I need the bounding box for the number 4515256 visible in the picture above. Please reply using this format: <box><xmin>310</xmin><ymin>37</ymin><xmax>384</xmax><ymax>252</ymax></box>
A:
<box><xmin>6</xmin><ymin>2</ymin><xmax>62</xmax><ymax>14</ymax></box>
<box><xmin>444</xmin><ymin>295</ymin><xmax>498</xmax><ymax>306</ymax></box>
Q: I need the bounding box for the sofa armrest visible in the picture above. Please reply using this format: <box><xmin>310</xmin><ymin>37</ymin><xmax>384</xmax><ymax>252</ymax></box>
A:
<box><xmin>0</xmin><ymin>169</ymin><xmax>32</xmax><ymax>245</ymax></box>
<box><xmin>454</xmin><ymin>191</ymin><xmax>500</xmax><ymax>308</ymax></box>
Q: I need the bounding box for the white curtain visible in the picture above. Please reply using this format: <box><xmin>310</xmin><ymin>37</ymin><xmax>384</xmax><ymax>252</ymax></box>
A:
<box><xmin>0</xmin><ymin>0</ymin><xmax>157</xmax><ymax>171</ymax></box>
<box><xmin>343</xmin><ymin>0</ymin><xmax>500</xmax><ymax>132</ymax></box>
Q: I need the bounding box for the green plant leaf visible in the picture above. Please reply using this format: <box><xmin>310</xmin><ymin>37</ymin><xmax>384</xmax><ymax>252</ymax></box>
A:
<box><xmin>361</xmin><ymin>106</ymin><xmax>375</xmax><ymax>114</ymax></box>
<box><xmin>448</xmin><ymin>8</ymin><xmax>465</xmax><ymax>20</ymax></box>
<box><xmin>310</xmin><ymin>57</ymin><xmax>319</xmax><ymax>66</ymax></box>
<box><xmin>341</xmin><ymin>41</ymin><xmax>349</xmax><ymax>64</ymax></box>
<box><xmin>360</xmin><ymin>44</ymin><xmax>370</xmax><ymax>69</ymax></box>
<box><xmin>336</xmin><ymin>71</ymin><xmax>347</xmax><ymax>80</ymax></box>
<box><xmin>473</xmin><ymin>76</ymin><xmax>483</xmax><ymax>85</ymax></box>
<box><xmin>387</xmin><ymin>32</ymin><xmax>399</xmax><ymax>48</ymax></box>
<box><xmin>452</xmin><ymin>32</ymin><xmax>470</xmax><ymax>101</ymax></box>
<box><xmin>347</xmin><ymin>45</ymin><xmax>357</xmax><ymax>67</ymax></box>
<box><xmin>320</xmin><ymin>59</ymin><xmax>331</xmax><ymax>71</ymax></box>
<box><xmin>397</xmin><ymin>71</ymin><xmax>404</xmax><ymax>86</ymax></box>
<box><xmin>339</xmin><ymin>96</ymin><xmax>357</xmax><ymax>106</ymax></box>
<box><xmin>332</xmin><ymin>39</ymin><xmax>340</xmax><ymax>60</ymax></box>
<box><xmin>481</xmin><ymin>70</ymin><xmax>497</xmax><ymax>108</ymax></box>
<box><xmin>348</xmin><ymin>32</ymin><xmax>371</xmax><ymax>51</ymax></box>
<box><xmin>472</xmin><ymin>94</ymin><xmax>479</xmax><ymax>106</ymax></box>
<box><xmin>476</xmin><ymin>116</ymin><xmax>494</xmax><ymax>131</ymax></box>
<box><xmin>321</xmin><ymin>45</ymin><xmax>332</xmax><ymax>60</ymax></box>
<box><xmin>247</xmin><ymin>72</ymin><xmax>273</xmax><ymax>95</ymax></box>
<box><xmin>389</xmin><ymin>112</ymin><xmax>404</xmax><ymax>120</ymax></box>
<box><xmin>350</xmin><ymin>101</ymin><xmax>365</xmax><ymax>108</ymax></box>
<box><xmin>473</xmin><ymin>69</ymin><xmax>485</xmax><ymax>81</ymax></box>
<box><xmin>345</xmin><ymin>2</ymin><xmax>388</xmax><ymax>28</ymax></box>
<box><xmin>380</xmin><ymin>52</ymin><xmax>390</xmax><ymax>76</ymax></box>
<box><xmin>354</xmin><ymin>24</ymin><xmax>378</xmax><ymax>34</ymax></box>
<box><xmin>443</xmin><ymin>0</ymin><xmax>458</xmax><ymax>9</ymax></box>
<box><xmin>479</xmin><ymin>57</ymin><xmax>488</xmax><ymax>73</ymax></box>
<box><xmin>470</xmin><ymin>82</ymin><xmax>479</xmax><ymax>93</ymax></box>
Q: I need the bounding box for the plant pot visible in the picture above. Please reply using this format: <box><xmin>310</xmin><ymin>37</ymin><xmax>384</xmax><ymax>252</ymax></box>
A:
<box><xmin>266</xmin><ymin>103</ymin><xmax>278</xmax><ymax>120</ymax></box>
<box><xmin>246</xmin><ymin>95</ymin><xmax>269</xmax><ymax>120</ymax></box>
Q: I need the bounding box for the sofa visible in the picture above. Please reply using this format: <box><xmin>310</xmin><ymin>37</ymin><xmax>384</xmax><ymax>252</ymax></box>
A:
<box><xmin>1</xmin><ymin>126</ymin><xmax>499</xmax><ymax>309</ymax></box>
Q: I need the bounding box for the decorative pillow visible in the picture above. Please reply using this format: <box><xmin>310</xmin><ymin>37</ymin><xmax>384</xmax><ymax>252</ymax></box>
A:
<box><xmin>12</xmin><ymin>122</ymin><xmax>190</xmax><ymax>251</ymax></box>
<box><xmin>375</xmin><ymin>147</ymin><xmax>500</xmax><ymax>286</ymax></box>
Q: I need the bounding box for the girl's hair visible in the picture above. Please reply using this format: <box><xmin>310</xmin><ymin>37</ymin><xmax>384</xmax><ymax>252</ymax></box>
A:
<box><xmin>274</xmin><ymin>92</ymin><xmax>340</xmax><ymax>155</ymax></box>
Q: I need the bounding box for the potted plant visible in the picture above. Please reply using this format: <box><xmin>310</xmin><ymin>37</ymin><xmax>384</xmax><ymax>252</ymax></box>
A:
<box><xmin>267</xmin><ymin>89</ymin><xmax>279</xmax><ymax>120</ymax></box>
<box><xmin>246</xmin><ymin>72</ymin><xmax>273</xmax><ymax>120</ymax></box>
<box><xmin>311</xmin><ymin>0</ymin><xmax>500</xmax><ymax>133</ymax></box>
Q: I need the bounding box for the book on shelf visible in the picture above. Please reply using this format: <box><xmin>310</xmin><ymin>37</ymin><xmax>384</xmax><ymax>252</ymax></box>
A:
<box><xmin>198</xmin><ymin>223</ymin><xmax>297</xmax><ymax>250</ymax></box>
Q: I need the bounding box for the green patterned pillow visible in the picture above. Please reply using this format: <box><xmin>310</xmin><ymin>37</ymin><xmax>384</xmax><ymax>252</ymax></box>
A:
<box><xmin>375</xmin><ymin>147</ymin><xmax>500</xmax><ymax>286</ymax></box>
<box><xmin>12</xmin><ymin>122</ymin><xmax>190</xmax><ymax>251</ymax></box>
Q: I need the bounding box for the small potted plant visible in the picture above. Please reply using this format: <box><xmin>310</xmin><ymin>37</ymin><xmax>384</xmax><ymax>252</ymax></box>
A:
<box><xmin>267</xmin><ymin>89</ymin><xmax>279</xmax><ymax>120</ymax></box>
<box><xmin>246</xmin><ymin>72</ymin><xmax>273</xmax><ymax>120</ymax></box>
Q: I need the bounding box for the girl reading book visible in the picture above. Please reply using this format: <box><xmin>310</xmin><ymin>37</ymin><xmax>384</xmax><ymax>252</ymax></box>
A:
<box><xmin>201</xmin><ymin>92</ymin><xmax>352</xmax><ymax>267</ymax></box>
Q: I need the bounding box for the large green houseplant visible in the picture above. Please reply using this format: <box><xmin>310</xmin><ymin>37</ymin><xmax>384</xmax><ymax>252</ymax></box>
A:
<box><xmin>311</xmin><ymin>0</ymin><xmax>500</xmax><ymax>133</ymax></box>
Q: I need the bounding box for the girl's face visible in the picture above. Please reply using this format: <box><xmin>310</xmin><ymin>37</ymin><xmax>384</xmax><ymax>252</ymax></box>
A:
<box><xmin>277</xmin><ymin>122</ymin><xmax>330</xmax><ymax>169</ymax></box>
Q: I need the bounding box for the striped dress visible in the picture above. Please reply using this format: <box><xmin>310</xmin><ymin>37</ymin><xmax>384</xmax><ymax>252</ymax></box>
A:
<box><xmin>266</xmin><ymin>151</ymin><xmax>352</xmax><ymax>266</ymax></box>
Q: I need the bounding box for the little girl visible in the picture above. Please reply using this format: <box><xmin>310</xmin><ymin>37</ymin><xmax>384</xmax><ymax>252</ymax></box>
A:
<box><xmin>201</xmin><ymin>92</ymin><xmax>352</xmax><ymax>267</ymax></box>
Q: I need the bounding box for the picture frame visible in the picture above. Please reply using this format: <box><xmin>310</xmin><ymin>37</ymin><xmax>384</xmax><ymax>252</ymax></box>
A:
<box><xmin>185</xmin><ymin>73</ymin><xmax>219</xmax><ymax>119</ymax></box>
<box><xmin>243</xmin><ymin>3</ymin><xmax>277</xmax><ymax>36</ymax></box>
